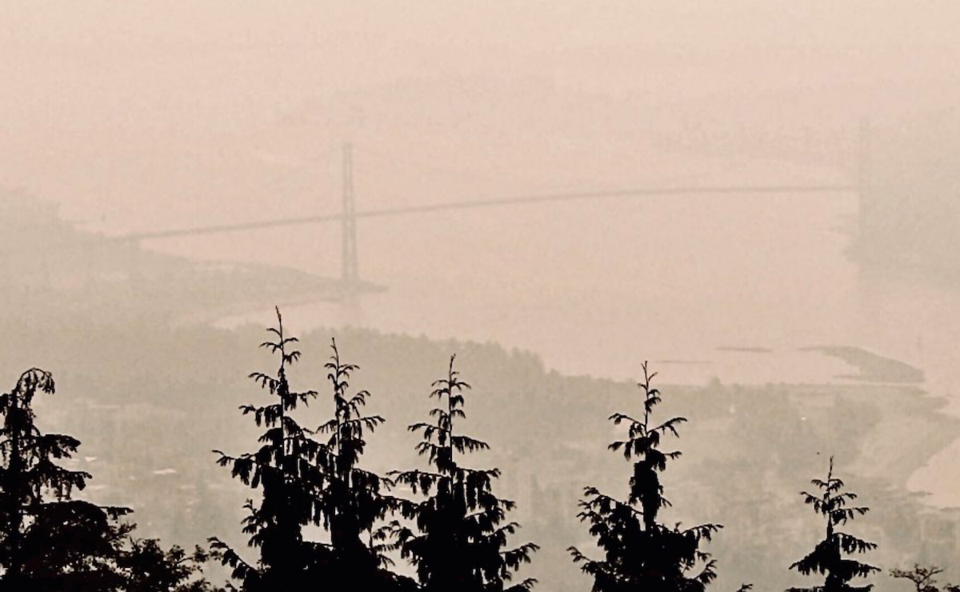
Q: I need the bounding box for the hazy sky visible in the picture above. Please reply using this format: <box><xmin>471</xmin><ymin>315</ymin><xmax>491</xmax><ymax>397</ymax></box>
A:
<box><xmin>3</xmin><ymin>1</ymin><xmax>959</xmax><ymax>383</ymax></box>
<box><xmin>2</xmin><ymin>1</ymin><xmax>958</xmax><ymax>231</ymax></box>
<box><xmin>3</xmin><ymin>1</ymin><xmax>960</xmax><ymax>387</ymax></box>
<box><xmin>6</xmin><ymin>8</ymin><xmax>960</xmax><ymax>592</ymax></box>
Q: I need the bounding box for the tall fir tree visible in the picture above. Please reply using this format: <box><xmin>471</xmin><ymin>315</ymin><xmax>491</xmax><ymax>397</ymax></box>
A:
<box><xmin>391</xmin><ymin>355</ymin><xmax>538</xmax><ymax>592</ymax></box>
<box><xmin>315</xmin><ymin>338</ymin><xmax>413</xmax><ymax>591</ymax></box>
<box><xmin>210</xmin><ymin>308</ymin><xmax>330</xmax><ymax>591</ymax></box>
<box><xmin>1</xmin><ymin>367</ymin><xmax>222</xmax><ymax>591</ymax></box>
<box><xmin>788</xmin><ymin>457</ymin><xmax>878</xmax><ymax>592</ymax></box>
<box><xmin>569</xmin><ymin>361</ymin><xmax>721</xmax><ymax>592</ymax></box>
<box><xmin>0</xmin><ymin>367</ymin><xmax>131</xmax><ymax>589</ymax></box>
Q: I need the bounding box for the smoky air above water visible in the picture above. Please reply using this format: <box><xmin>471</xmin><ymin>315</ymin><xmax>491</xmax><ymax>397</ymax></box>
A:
<box><xmin>2</xmin><ymin>2</ymin><xmax>960</xmax><ymax>591</ymax></box>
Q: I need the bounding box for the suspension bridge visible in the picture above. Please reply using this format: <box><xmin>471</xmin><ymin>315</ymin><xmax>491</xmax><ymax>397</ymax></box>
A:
<box><xmin>118</xmin><ymin>126</ymin><xmax>872</xmax><ymax>295</ymax></box>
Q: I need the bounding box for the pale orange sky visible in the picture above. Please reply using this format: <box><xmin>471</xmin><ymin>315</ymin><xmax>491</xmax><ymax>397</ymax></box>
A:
<box><xmin>3</xmin><ymin>1</ymin><xmax>958</xmax><ymax>230</ymax></box>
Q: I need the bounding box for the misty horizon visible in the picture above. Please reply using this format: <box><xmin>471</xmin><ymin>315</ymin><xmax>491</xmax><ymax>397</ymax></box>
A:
<box><xmin>2</xmin><ymin>3</ymin><xmax>960</xmax><ymax>591</ymax></box>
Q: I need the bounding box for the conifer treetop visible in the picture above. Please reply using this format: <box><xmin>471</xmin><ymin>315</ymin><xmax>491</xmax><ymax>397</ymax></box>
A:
<box><xmin>317</xmin><ymin>337</ymin><xmax>385</xmax><ymax>475</ymax></box>
<box><xmin>314</xmin><ymin>337</ymin><xmax>409</xmax><ymax>588</ymax></box>
<box><xmin>209</xmin><ymin>308</ymin><xmax>330</xmax><ymax>591</ymax></box>
<box><xmin>570</xmin><ymin>361</ymin><xmax>721</xmax><ymax>592</ymax></box>
<box><xmin>390</xmin><ymin>355</ymin><xmax>538</xmax><ymax>592</ymax></box>
<box><xmin>788</xmin><ymin>457</ymin><xmax>879</xmax><ymax>592</ymax></box>
<box><xmin>0</xmin><ymin>368</ymin><xmax>133</xmax><ymax>589</ymax></box>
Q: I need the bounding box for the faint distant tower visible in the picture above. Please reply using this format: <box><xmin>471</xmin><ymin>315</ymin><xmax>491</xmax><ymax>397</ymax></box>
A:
<box><xmin>857</xmin><ymin>117</ymin><xmax>873</xmax><ymax>249</ymax></box>
<box><xmin>341</xmin><ymin>142</ymin><xmax>359</xmax><ymax>291</ymax></box>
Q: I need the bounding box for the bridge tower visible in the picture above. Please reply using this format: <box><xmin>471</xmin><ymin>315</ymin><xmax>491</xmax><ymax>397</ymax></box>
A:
<box><xmin>341</xmin><ymin>142</ymin><xmax>360</xmax><ymax>289</ymax></box>
<box><xmin>857</xmin><ymin>117</ymin><xmax>873</xmax><ymax>243</ymax></box>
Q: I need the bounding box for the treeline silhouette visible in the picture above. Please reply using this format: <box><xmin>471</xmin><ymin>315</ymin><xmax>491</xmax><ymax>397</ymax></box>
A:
<box><xmin>0</xmin><ymin>308</ymin><xmax>955</xmax><ymax>591</ymax></box>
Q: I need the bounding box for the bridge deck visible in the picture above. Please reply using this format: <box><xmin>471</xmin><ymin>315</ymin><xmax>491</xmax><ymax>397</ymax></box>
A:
<box><xmin>121</xmin><ymin>183</ymin><xmax>860</xmax><ymax>242</ymax></box>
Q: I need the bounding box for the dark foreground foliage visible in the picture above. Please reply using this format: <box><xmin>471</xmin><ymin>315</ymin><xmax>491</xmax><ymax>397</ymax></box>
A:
<box><xmin>569</xmin><ymin>362</ymin><xmax>721</xmax><ymax>592</ymax></box>
<box><xmin>210</xmin><ymin>309</ymin><xmax>413</xmax><ymax>591</ymax></box>
<box><xmin>210</xmin><ymin>307</ymin><xmax>332</xmax><ymax>590</ymax></box>
<box><xmin>315</xmin><ymin>338</ymin><xmax>415</xmax><ymax>591</ymax></box>
<box><xmin>391</xmin><ymin>355</ymin><xmax>539</xmax><ymax>592</ymax></box>
<box><xmin>6</xmin><ymin>305</ymin><xmax>939</xmax><ymax>592</ymax></box>
<box><xmin>788</xmin><ymin>457</ymin><xmax>879</xmax><ymax>592</ymax></box>
<box><xmin>0</xmin><ymin>367</ymin><xmax>220</xmax><ymax>591</ymax></box>
<box><xmin>891</xmin><ymin>565</ymin><xmax>960</xmax><ymax>592</ymax></box>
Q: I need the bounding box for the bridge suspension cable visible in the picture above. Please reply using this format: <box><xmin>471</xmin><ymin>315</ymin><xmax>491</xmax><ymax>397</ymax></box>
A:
<box><xmin>119</xmin><ymin>182</ymin><xmax>859</xmax><ymax>243</ymax></box>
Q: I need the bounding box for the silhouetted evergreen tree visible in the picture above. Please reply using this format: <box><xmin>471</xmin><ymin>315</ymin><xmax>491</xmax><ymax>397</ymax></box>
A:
<box><xmin>0</xmin><ymin>367</ymin><xmax>131</xmax><ymax>589</ymax></box>
<box><xmin>1</xmin><ymin>367</ymin><xmax>221</xmax><ymax>591</ymax></box>
<box><xmin>788</xmin><ymin>457</ymin><xmax>878</xmax><ymax>592</ymax></box>
<box><xmin>391</xmin><ymin>355</ymin><xmax>538</xmax><ymax>592</ymax></box>
<box><xmin>119</xmin><ymin>538</ymin><xmax>223</xmax><ymax>592</ymax></box>
<box><xmin>569</xmin><ymin>361</ymin><xmax>721</xmax><ymax>592</ymax></box>
<box><xmin>210</xmin><ymin>308</ymin><xmax>330</xmax><ymax>591</ymax></box>
<box><xmin>315</xmin><ymin>338</ymin><xmax>413</xmax><ymax>591</ymax></box>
